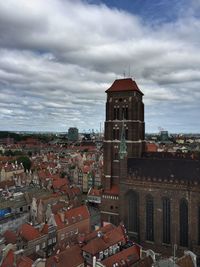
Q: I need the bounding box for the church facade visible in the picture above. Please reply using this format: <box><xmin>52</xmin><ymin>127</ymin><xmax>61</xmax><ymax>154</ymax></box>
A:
<box><xmin>101</xmin><ymin>78</ymin><xmax>200</xmax><ymax>256</ymax></box>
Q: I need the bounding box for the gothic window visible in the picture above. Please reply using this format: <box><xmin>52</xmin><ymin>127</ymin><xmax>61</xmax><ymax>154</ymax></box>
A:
<box><xmin>163</xmin><ymin>198</ymin><xmax>171</xmax><ymax>244</ymax></box>
<box><xmin>127</xmin><ymin>191</ymin><xmax>139</xmax><ymax>233</ymax></box>
<box><xmin>117</xmin><ymin>107</ymin><xmax>120</xmax><ymax>119</ymax></box>
<box><xmin>122</xmin><ymin>107</ymin><xmax>128</xmax><ymax>120</ymax></box>
<box><xmin>113</xmin><ymin>129</ymin><xmax>116</xmax><ymax>140</ymax></box>
<box><xmin>146</xmin><ymin>195</ymin><xmax>154</xmax><ymax>241</ymax></box>
<box><xmin>114</xmin><ymin>152</ymin><xmax>118</xmax><ymax>160</ymax></box>
<box><xmin>122</xmin><ymin>107</ymin><xmax>125</xmax><ymax>119</ymax></box>
<box><xmin>198</xmin><ymin>206</ymin><xmax>200</xmax><ymax>245</ymax></box>
<box><xmin>116</xmin><ymin>129</ymin><xmax>120</xmax><ymax>140</ymax></box>
<box><xmin>179</xmin><ymin>199</ymin><xmax>188</xmax><ymax>247</ymax></box>
<box><xmin>125</xmin><ymin>107</ymin><xmax>128</xmax><ymax>120</ymax></box>
<box><xmin>114</xmin><ymin>107</ymin><xmax>120</xmax><ymax>120</ymax></box>
<box><xmin>125</xmin><ymin>128</ymin><xmax>128</xmax><ymax>140</ymax></box>
<box><xmin>114</xmin><ymin>107</ymin><xmax>117</xmax><ymax>120</ymax></box>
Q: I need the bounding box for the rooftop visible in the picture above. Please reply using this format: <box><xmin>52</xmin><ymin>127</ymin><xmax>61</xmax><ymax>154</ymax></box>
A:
<box><xmin>106</xmin><ymin>78</ymin><xmax>143</xmax><ymax>95</ymax></box>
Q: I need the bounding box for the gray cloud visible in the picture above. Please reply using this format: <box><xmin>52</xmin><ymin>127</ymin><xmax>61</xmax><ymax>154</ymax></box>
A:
<box><xmin>0</xmin><ymin>0</ymin><xmax>200</xmax><ymax>132</ymax></box>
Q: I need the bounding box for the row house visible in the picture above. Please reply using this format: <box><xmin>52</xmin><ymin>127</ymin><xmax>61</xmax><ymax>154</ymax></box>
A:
<box><xmin>46</xmin><ymin>245</ymin><xmax>84</xmax><ymax>267</ymax></box>
<box><xmin>30</xmin><ymin>194</ymin><xmax>70</xmax><ymax>225</ymax></box>
<box><xmin>53</xmin><ymin>205</ymin><xmax>90</xmax><ymax>249</ymax></box>
<box><xmin>87</xmin><ymin>188</ymin><xmax>102</xmax><ymax>204</ymax></box>
<box><xmin>0</xmin><ymin>162</ymin><xmax>24</xmax><ymax>182</ymax></box>
<box><xmin>17</xmin><ymin>223</ymin><xmax>48</xmax><ymax>257</ymax></box>
<box><xmin>82</xmin><ymin>224</ymin><xmax>128</xmax><ymax>266</ymax></box>
<box><xmin>74</xmin><ymin>164</ymin><xmax>102</xmax><ymax>193</ymax></box>
<box><xmin>0</xmin><ymin>244</ymin><xmax>196</xmax><ymax>267</ymax></box>
<box><xmin>0</xmin><ymin>204</ymin><xmax>90</xmax><ymax>261</ymax></box>
<box><xmin>101</xmin><ymin>245</ymin><xmax>140</xmax><ymax>267</ymax></box>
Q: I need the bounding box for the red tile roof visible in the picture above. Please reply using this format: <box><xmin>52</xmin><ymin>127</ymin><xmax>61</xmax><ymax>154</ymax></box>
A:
<box><xmin>104</xmin><ymin>184</ymin><xmax>119</xmax><ymax>196</ymax></box>
<box><xmin>1</xmin><ymin>249</ymin><xmax>14</xmax><ymax>267</ymax></box>
<box><xmin>65</xmin><ymin>205</ymin><xmax>90</xmax><ymax>225</ymax></box>
<box><xmin>52</xmin><ymin>178</ymin><xmax>67</xmax><ymax>190</ymax></box>
<box><xmin>51</xmin><ymin>202</ymin><xmax>66</xmax><ymax>214</ymax></box>
<box><xmin>82</xmin><ymin>225</ymin><xmax>126</xmax><ymax>255</ymax></box>
<box><xmin>70</xmin><ymin>186</ymin><xmax>81</xmax><ymax>196</ymax></box>
<box><xmin>17</xmin><ymin>256</ymin><xmax>33</xmax><ymax>267</ymax></box>
<box><xmin>54</xmin><ymin>214</ymin><xmax>65</xmax><ymax>229</ymax></box>
<box><xmin>106</xmin><ymin>78</ymin><xmax>143</xmax><ymax>95</ymax></box>
<box><xmin>0</xmin><ymin>180</ymin><xmax>15</xmax><ymax>189</ymax></box>
<box><xmin>3</xmin><ymin>230</ymin><xmax>17</xmax><ymax>244</ymax></box>
<box><xmin>84</xmin><ymin>223</ymin><xmax>115</xmax><ymax>242</ymax></box>
<box><xmin>88</xmin><ymin>188</ymin><xmax>102</xmax><ymax>197</ymax></box>
<box><xmin>41</xmin><ymin>224</ymin><xmax>49</xmax><ymax>234</ymax></box>
<box><xmin>19</xmin><ymin>224</ymin><xmax>41</xmax><ymax>241</ymax></box>
<box><xmin>46</xmin><ymin>245</ymin><xmax>84</xmax><ymax>267</ymax></box>
<box><xmin>146</xmin><ymin>142</ymin><xmax>158</xmax><ymax>152</ymax></box>
<box><xmin>102</xmin><ymin>245</ymin><xmax>140</xmax><ymax>267</ymax></box>
<box><xmin>176</xmin><ymin>254</ymin><xmax>195</xmax><ymax>267</ymax></box>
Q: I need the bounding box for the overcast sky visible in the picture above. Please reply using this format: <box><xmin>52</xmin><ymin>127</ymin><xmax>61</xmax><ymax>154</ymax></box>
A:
<box><xmin>0</xmin><ymin>0</ymin><xmax>200</xmax><ymax>133</ymax></box>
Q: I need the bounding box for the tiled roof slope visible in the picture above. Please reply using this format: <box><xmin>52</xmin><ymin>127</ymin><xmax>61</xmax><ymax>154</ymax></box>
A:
<box><xmin>46</xmin><ymin>245</ymin><xmax>84</xmax><ymax>267</ymax></box>
<box><xmin>106</xmin><ymin>78</ymin><xmax>143</xmax><ymax>95</ymax></box>
<box><xmin>101</xmin><ymin>245</ymin><xmax>140</xmax><ymax>267</ymax></box>
<box><xmin>19</xmin><ymin>224</ymin><xmax>41</xmax><ymax>241</ymax></box>
<box><xmin>128</xmin><ymin>157</ymin><xmax>200</xmax><ymax>181</ymax></box>
<box><xmin>82</xmin><ymin>225</ymin><xmax>126</xmax><ymax>255</ymax></box>
<box><xmin>176</xmin><ymin>254</ymin><xmax>195</xmax><ymax>267</ymax></box>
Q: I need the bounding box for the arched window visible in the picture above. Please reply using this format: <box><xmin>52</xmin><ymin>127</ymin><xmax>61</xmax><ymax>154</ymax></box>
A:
<box><xmin>126</xmin><ymin>191</ymin><xmax>139</xmax><ymax>234</ymax></box>
<box><xmin>125</xmin><ymin>129</ymin><xmax>128</xmax><ymax>140</ymax></box>
<box><xmin>198</xmin><ymin>206</ymin><xmax>200</xmax><ymax>245</ymax></box>
<box><xmin>146</xmin><ymin>195</ymin><xmax>154</xmax><ymax>241</ymax></box>
<box><xmin>163</xmin><ymin>198</ymin><xmax>171</xmax><ymax>244</ymax></box>
<box><xmin>113</xmin><ymin>129</ymin><xmax>116</xmax><ymax>140</ymax></box>
<box><xmin>125</xmin><ymin>107</ymin><xmax>128</xmax><ymax>120</ymax></box>
<box><xmin>180</xmin><ymin>199</ymin><xmax>188</xmax><ymax>247</ymax></box>
<box><xmin>117</xmin><ymin>107</ymin><xmax>120</xmax><ymax>120</ymax></box>
<box><xmin>116</xmin><ymin>129</ymin><xmax>120</xmax><ymax>140</ymax></box>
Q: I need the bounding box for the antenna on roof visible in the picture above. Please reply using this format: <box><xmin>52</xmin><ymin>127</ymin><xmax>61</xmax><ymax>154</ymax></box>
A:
<box><xmin>123</xmin><ymin>71</ymin><xmax>126</xmax><ymax>78</ymax></box>
<box><xmin>128</xmin><ymin>64</ymin><xmax>131</xmax><ymax>77</ymax></box>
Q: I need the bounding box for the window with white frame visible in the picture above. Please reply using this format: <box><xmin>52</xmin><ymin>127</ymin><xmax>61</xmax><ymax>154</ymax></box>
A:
<box><xmin>35</xmin><ymin>244</ymin><xmax>40</xmax><ymax>252</ymax></box>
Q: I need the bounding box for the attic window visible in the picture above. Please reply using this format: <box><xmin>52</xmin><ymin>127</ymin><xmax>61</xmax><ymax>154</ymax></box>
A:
<box><xmin>78</xmin><ymin>214</ymin><xmax>82</xmax><ymax>220</ymax></box>
<box><xmin>99</xmin><ymin>251</ymin><xmax>104</xmax><ymax>260</ymax></box>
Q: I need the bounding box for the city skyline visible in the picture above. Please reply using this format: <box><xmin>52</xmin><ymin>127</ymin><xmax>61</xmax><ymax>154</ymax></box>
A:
<box><xmin>0</xmin><ymin>0</ymin><xmax>200</xmax><ymax>133</ymax></box>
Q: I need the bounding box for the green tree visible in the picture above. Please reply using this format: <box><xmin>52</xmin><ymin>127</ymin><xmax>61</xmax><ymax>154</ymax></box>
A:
<box><xmin>17</xmin><ymin>156</ymin><xmax>32</xmax><ymax>171</ymax></box>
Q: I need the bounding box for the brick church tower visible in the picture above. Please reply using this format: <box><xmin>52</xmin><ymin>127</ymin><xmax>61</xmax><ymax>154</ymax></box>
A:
<box><xmin>101</xmin><ymin>78</ymin><xmax>145</xmax><ymax>224</ymax></box>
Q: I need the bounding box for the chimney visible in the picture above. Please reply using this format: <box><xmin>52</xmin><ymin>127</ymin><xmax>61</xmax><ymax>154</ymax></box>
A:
<box><xmin>58</xmin><ymin>211</ymin><xmax>65</xmax><ymax>223</ymax></box>
<box><xmin>97</xmin><ymin>231</ymin><xmax>103</xmax><ymax>238</ymax></box>
<box><xmin>103</xmin><ymin>234</ymin><xmax>109</xmax><ymax>243</ymax></box>
<box><xmin>93</xmin><ymin>256</ymin><xmax>96</xmax><ymax>267</ymax></box>
<box><xmin>54</xmin><ymin>255</ymin><xmax>60</xmax><ymax>263</ymax></box>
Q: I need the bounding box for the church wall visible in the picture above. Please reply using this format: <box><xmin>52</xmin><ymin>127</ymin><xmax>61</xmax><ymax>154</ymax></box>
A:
<box><xmin>120</xmin><ymin>177</ymin><xmax>200</xmax><ymax>255</ymax></box>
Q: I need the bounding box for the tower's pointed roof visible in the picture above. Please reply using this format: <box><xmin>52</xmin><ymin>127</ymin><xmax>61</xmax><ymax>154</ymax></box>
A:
<box><xmin>106</xmin><ymin>78</ymin><xmax>143</xmax><ymax>95</ymax></box>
